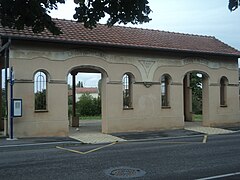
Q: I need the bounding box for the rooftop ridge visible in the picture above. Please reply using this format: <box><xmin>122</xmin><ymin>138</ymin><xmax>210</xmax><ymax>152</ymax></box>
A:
<box><xmin>1</xmin><ymin>18</ymin><xmax>239</xmax><ymax>57</ymax></box>
<box><xmin>211</xmin><ymin>36</ymin><xmax>240</xmax><ymax>53</ymax></box>
<box><xmin>52</xmin><ymin>18</ymin><xmax>215</xmax><ymax>39</ymax></box>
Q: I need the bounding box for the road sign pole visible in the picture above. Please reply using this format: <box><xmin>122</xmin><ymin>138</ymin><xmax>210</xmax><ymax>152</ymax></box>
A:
<box><xmin>9</xmin><ymin>67</ymin><xmax>14</xmax><ymax>139</ymax></box>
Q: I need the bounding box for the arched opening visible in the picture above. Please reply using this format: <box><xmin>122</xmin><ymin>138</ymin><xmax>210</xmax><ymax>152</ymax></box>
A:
<box><xmin>220</xmin><ymin>76</ymin><xmax>228</xmax><ymax>107</ymax></box>
<box><xmin>67</xmin><ymin>66</ymin><xmax>107</xmax><ymax>134</ymax></box>
<box><xmin>183</xmin><ymin>71</ymin><xmax>209</xmax><ymax>126</ymax></box>
<box><xmin>122</xmin><ymin>73</ymin><xmax>134</xmax><ymax>109</ymax></box>
<box><xmin>161</xmin><ymin>74</ymin><xmax>172</xmax><ymax>107</ymax></box>
<box><xmin>34</xmin><ymin>71</ymin><xmax>48</xmax><ymax>111</ymax></box>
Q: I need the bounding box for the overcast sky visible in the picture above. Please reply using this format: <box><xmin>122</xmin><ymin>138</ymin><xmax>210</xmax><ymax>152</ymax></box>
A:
<box><xmin>50</xmin><ymin>0</ymin><xmax>240</xmax><ymax>87</ymax></box>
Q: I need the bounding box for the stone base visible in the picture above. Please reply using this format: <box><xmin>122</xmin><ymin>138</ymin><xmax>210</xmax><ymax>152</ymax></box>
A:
<box><xmin>72</xmin><ymin>116</ymin><xmax>79</xmax><ymax>127</ymax></box>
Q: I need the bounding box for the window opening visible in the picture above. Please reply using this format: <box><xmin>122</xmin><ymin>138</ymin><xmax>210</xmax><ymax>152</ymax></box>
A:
<box><xmin>220</xmin><ymin>77</ymin><xmax>228</xmax><ymax>106</ymax></box>
<box><xmin>34</xmin><ymin>71</ymin><xmax>47</xmax><ymax>110</ymax></box>
<box><xmin>122</xmin><ymin>74</ymin><xmax>132</xmax><ymax>108</ymax></box>
<box><xmin>161</xmin><ymin>75</ymin><xmax>170</xmax><ymax>107</ymax></box>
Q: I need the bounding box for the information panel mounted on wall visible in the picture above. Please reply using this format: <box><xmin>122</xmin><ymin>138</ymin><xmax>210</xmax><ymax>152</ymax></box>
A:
<box><xmin>13</xmin><ymin>99</ymin><xmax>22</xmax><ymax>117</ymax></box>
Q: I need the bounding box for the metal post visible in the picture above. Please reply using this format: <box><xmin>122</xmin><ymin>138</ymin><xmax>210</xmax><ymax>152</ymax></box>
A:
<box><xmin>9</xmin><ymin>67</ymin><xmax>13</xmax><ymax>139</ymax></box>
<box><xmin>72</xmin><ymin>73</ymin><xmax>76</xmax><ymax>118</ymax></box>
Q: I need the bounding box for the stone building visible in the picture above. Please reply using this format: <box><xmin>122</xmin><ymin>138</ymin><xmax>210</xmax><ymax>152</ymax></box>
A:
<box><xmin>0</xmin><ymin>19</ymin><xmax>239</xmax><ymax>137</ymax></box>
<box><xmin>68</xmin><ymin>87</ymin><xmax>99</xmax><ymax>101</ymax></box>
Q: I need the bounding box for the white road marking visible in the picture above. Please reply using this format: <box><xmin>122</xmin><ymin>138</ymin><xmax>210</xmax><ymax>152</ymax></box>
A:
<box><xmin>197</xmin><ymin>172</ymin><xmax>240</xmax><ymax>180</ymax></box>
<box><xmin>202</xmin><ymin>135</ymin><xmax>208</xmax><ymax>143</ymax></box>
<box><xmin>0</xmin><ymin>141</ymin><xmax>81</xmax><ymax>148</ymax></box>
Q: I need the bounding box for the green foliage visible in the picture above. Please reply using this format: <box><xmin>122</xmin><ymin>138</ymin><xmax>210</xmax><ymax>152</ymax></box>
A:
<box><xmin>1</xmin><ymin>89</ymin><xmax>6</xmax><ymax>117</ymax></box>
<box><xmin>0</xmin><ymin>0</ymin><xmax>64</xmax><ymax>34</ymax></box>
<box><xmin>0</xmin><ymin>1</ymin><xmax>237</xmax><ymax>35</ymax></box>
<box><xmin>77</xmin><ymin>81</ymin><xmax>84</xmax><ymax>87</ymax></box>
<box><xmin>76</xmin><ymin>93</ymin><xmax>101</xmax><ymax>116</ymax></box>
<box><xmin>68</xmin><ymin>95</ymin><xmax>73</xmax><ymax>116</ymax></box>
<box><xmin>190</xmin><ymin>73</ymin><xmax>202</xmax><ymax>114</ymax></box>
<box><xmin>229</xmin><ymin>0</ymin><xmax>240</xmax><ymax>11</ymax></box>
<box><xmin>35</xmin><ymin>90</ymin><xmax>47</xmax><ymax>110</ymax></box>
<box><xmin>193</xmin><ymin>114</ymin><xmax>202</xmax><ymax>122</ymax></box>
<box><xmin>79</xmin><ymin>115</ymin><xmax>101</xmax><ymax>120</ymax></box>
<box><xmin>0</xmin><ymin>0</ymin><xmax>151</xmax><ymax>34</ymax></box>
<box><xmin>98</xmin><ymin>79</ymin><xmax>102</xmax><ymax>96</ymax></box>
<box><xmin>74</xmin><ymin>0</ymin><xmax>152</xmax><ymax>28</ymax></box>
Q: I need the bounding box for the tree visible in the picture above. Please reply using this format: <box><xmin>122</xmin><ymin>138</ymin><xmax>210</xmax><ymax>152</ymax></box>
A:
<box><xmin>0</xmin><ymin>1</ymin><xmax>237</xmax><ymax>35</ymax></box>
<box><xmin>98</xmin><ymin>79</ymin><xmax>102</xmax><ymax>97</ymax></box>
<box><xmin>35</xmin><ymin>89</ymin><xmax>47</xmax><ymax>110</ymax></box>
<box><xmin>1</xmin><ymin>89</ymin><xmax>6</xmax><ymax>118</ymax></box>
<box><xmin>229</xmin><ymin>0</ymin><xmax>240</xmax><ymax>11</ymax></box>
<box><xmin>0</xmin><ymin>0</ymin><xmax>151</xmax><ymax>35</ymax></box>
<box><xmin>76</xmin><ymin>93</ymin><xmax>101</xmax><ymax>116</ymax></box>
<box><xmin>190</xmin><ymin>73</ymin><xmax>202</xmax><ymax>115</ymax></box>
<box><xmin>77</xmin><ymin>81</ymin><xmax>84</xmax><ymax>88</ymax></box>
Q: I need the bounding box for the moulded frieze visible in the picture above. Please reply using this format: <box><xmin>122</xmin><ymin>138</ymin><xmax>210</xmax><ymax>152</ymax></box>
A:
<box><xmin>182</xmin><ymin>57</ymin><xmax>237</xmax><ymax>70</ymax></box>
<box><xmin>139</xmin><ymin>60</ymin><xmax>156</xmax><ymax>78</ymax></box>
<box><xmin>10</xmin><ymin>48</ymin><xmax>107</xmax><ymax>61</ymax></box>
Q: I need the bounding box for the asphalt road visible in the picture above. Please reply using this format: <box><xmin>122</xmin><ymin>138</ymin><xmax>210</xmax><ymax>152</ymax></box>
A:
<box><xmin>0</xmin><ymin>133</ymin><xmax>240</xmax><ymax>180</ymax></box>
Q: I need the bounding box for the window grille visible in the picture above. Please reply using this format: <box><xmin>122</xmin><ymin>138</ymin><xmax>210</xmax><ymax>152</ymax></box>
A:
<box><xmin>161</xmin><ymin>74</ymin><xmax>170</xmax><ymax>107</ymax></box>
<box><xmin>34</xmin><ymin>71</ymin><xmax>47</xmax><ymax>110</ymax></box>
<box><xmin>122</xmin><ymin>74</ymin><xmax>132</xmax><ymax>108</ymax></box>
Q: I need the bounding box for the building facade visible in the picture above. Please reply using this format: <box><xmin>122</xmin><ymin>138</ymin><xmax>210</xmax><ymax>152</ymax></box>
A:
<box><xmin>0</xmin><ymin>19</ymin><xmax>240</xmax><ymax>137</ymax></box>
<box><xmin>68</xmin><ymin>87</ymin><xmax>99</xmax><ymax>101</ymax></box>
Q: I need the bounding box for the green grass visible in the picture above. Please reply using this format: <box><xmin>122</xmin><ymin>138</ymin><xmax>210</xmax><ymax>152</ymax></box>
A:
<box><xmin>193</xmin><ymin>114</ymin><xmax>202</xmax><ymax>122</ymax></box>
<box><xmin>79</xmin><ymin>116</ymin><xmax>102</xmax><ymax>120</ymax></box>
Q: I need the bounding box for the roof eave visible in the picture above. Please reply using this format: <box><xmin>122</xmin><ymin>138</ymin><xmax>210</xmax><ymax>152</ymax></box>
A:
<box><xmin>2</xmin><ymin>34</ymin><xmax>240</xmax><ymax>58</ymax></box>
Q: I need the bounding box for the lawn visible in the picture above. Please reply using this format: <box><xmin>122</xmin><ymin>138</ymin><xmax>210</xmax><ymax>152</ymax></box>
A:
<box><xmin>193</xmin><ymin>114</ymin><xmax>202</xmax><ymax>122</ymax></box>
<box><xmin>79</xmin><ymin>116</ymin><xmax>102</xmax><ymax>120</ymax></box>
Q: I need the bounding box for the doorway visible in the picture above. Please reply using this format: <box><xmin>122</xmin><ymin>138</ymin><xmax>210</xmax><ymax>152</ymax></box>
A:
<box><xmin>183</xmin><ymin>71</ymin><xmax>209</xmax><ymax>126</ymax></box>
<box><xmin>67</xmin><ymin>66</ymin><xmax>108</xmax><ymax>134</ymax></box>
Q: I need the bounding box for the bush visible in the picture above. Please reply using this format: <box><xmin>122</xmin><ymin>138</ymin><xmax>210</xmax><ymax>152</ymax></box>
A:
<box><xmin>76</xmin><ymin>93</ymin><xmax>101</xmax><ymax>116</ymax></box>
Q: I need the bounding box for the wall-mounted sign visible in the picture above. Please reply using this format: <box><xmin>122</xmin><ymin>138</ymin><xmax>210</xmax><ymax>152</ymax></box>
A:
<box><xmin>13</xmin><ymin>99</ymin><xmax>22</xmax><ymax>117</ymax></box>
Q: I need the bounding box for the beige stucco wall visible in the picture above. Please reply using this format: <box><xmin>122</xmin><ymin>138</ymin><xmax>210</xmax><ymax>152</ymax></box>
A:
<box><xmin>8</xmin><ymin>41</ymin><xmax>240</xmax><ymax>137</ymax></box>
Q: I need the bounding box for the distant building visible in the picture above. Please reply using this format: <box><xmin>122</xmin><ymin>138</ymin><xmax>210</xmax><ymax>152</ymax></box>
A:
<box><xmin>68</xmin><ymin>87</ymin><xmax>99</xmax><ymax>101</ymax></box>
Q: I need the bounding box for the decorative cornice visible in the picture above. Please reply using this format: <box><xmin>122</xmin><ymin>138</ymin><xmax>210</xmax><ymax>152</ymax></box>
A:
<box><xmin>14</xmin><ymin>79</ymin><xmax>33</xmax><ymax>83</ymax></box>
<box><xmin>49</xmin><ymin>80</ymin><xmax>67</xmax><ymax>84</ymax></box>
<box><xmin>107</xmin><ymin>81</ymin><xmax>122</xmax><ymax>85</ymax></box>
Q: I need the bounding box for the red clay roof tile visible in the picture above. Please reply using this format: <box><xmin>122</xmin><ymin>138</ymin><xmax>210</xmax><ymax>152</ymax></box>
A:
<box><xmin>68</xmin><ymin>88</ymin><xmax>98</xmax><ymax>96</ymax></box>
<box><xmin>0</xmin><ymin>18</ymin><xmax>240</xmax><ymax>57</ymax></box>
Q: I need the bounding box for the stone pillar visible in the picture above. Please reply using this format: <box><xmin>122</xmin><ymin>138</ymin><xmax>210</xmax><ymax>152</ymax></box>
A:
<box><xmin>71</xmin><ymin>72</ymin><xmax>79</xmax><ymax>127</ymax></box>
<box><xmin>202</xmin><ymin>75</ymin><xmax>209</xmax><ymax>126</ymax></box>
<box><xmin>184</xmin><ymin>73</ymin><xmax>193</xmax><ymax>121</ymax></box>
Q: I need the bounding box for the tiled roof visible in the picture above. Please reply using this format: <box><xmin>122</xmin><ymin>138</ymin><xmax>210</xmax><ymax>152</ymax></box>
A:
<box><xmin>68</xmin><ymin>87</ymin><xmax>98</xmax><ymax>96</ymax></box>
<box><xmin>0</xmin><ymin>19</ymin><xmax>240</xmax><ymax>57</ymax></box>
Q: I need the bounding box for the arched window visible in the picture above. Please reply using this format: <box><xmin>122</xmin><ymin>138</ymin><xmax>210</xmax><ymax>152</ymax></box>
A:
<box><xmin>34</xmin><ymin>71</ymin><xmax>47</xmax><ymax>110</ymax></box>
<box><xmin>161</xmin><ymin>74</ymin><xmax>171</xmax><ymax>107</ymax></box>
<box><xmin>122</xmin><ymin>73</ymin><xmax>133</xmax><ymax>108</ymax></box>
<box><xmin>220</xmin><ymin>76</ymin><xmax>228</xmax><ymax>106</ymax></box>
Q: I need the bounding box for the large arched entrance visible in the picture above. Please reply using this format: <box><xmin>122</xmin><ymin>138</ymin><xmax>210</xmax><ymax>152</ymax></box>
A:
<box><xmin>67</xmin><ymin>65</ymin><xmax>108</xmax><ymax>133</ymax></box>
<box><xmin>183</xmin><ymin>71</ymin><xmax>209</xmax><ymax>126</ymax></box>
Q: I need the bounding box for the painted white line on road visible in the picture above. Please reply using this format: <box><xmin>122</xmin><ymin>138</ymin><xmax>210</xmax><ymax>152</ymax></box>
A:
<box><xmin>197</xmin><ymin>172</ymin><xmax>240</xmax><ymax>180</ymax></box>
<box><xmin>126</xmin><ymin>134</ymin><xmax>204</xmax><ymax>143</ymax></box>
<box><xmin>0</xmin><ymin>141</ymin><xmax>81</xmax><ymax>148</ymax></box>
<box><xmin>202</xmin><ymin>135</ymin><xmax>208</xmax><ymax>143</ymax></box>
<box><xmin>56</xmin><ymin>142</ymin><xmax>116</xmax><ymax>155</ymax></box>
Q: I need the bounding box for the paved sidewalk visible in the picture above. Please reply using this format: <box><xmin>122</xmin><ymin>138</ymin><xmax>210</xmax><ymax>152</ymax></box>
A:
<box><xmin>70</xmin><ymin>131</ymin><xmax>126</xmax><ymax>144</ymax></box>
<box><xmin>184</xmin><ymin>126</ymin><xmax>234</xmax><ymax>135</ymax></box>
<box><xmin>69</xmin><ymin>120</ymin><xmax>126</xmax><ymax>144</ymax></box>
<box><xmin>1</xmin><ymin>120</ymin><xmax>239</xmax><ymax>146</ymax></box>
<box><xmin>70</xmin><ymin>120</ymin><xmax>238</xmax><ymax>143</ymax></box>
<box><xmin>184</xmin><ymin>122</ymin><xmax>235</xmax><ymax>135</ymax></box>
